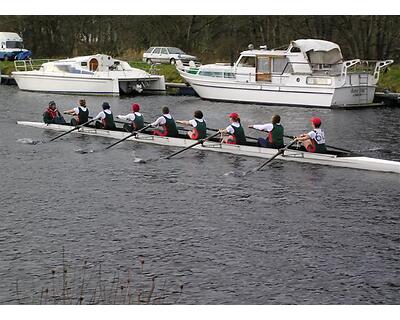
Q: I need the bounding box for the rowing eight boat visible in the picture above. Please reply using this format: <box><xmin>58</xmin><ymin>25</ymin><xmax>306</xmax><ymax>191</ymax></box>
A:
<box><xmin>17</xmin><ymin>121</ymin><xmax>400</xmax><ymax>174</ymax></box>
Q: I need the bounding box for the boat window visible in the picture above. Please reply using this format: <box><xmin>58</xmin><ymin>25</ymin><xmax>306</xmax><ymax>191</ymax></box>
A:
<box><xmin>272</xmin><ymin>57</ymin><xmax>291</xmax><ymax>74</ymax></box>
<box><xmin>198</xmin><ymin>71</ymin><xmax>223</xmax><ymax>78</ymax></box>
<box><xmin>237</xmin><ymin>56</ymin><xmax>255</xmax><ymax>68</ymax></box>
<box><xmin>224</xmin><ymin>72</ymin><xmax>235</xmax><ymax>78</ymax></box>
<box><xmin>153</xmin><ymin>48</ymin><xmax>161</xmax><ymax>54</ymax></box>
<box><xmin>146</xmin><ymin>47</ymin><xmax>155</xmax><ymax>53</ymax></box>
<box><xmin>257</xmin><ymin>56</ymin><xmax>271</xmax><ymax>73</ymax></box>
<box><xmin>161</xmin><ymin>48</ymin><xmax>168</xmax><ymax>55</ymax></box>
<box><xmin>290</xmin><ymin>46</ymin><xmax>301</xmax><ymax>53</ymax></box>
<box><xmin>89</xmin><ymin>58</ymin><xmax>99</xmax><ymax>71</ymax></box>
<box><xmin>81</xmin><ymin>62</ymin><xmax>87</xmax><ymax>67</ymax></box>
<box><xmin>306</xmin><ymin>77</ymin><xmax>332</xmax><ymax>85</ymax></box>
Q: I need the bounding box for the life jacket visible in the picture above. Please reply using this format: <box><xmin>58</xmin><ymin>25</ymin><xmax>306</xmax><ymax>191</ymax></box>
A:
<box><xmin>267</xmin><ymin>124</ymin><xmax>284</xmax><ymax>148</ymax></box>
<box><xmin>77</xmin><ymin>107</ymin><xmax>89</xmax><ymax>124</ymax></box>
<box><xmin>132</xmin><ymin>112</ymin><xmax>144</xmax><ymax>130</ymax></box>
<box><xmin>162</xmin><ymin>115</ymin><xmax>178</xmax><ymax>137</ymax></box>
<box><xmin>102</xmin><ymin>110</ymin><xmax>116</xmax><ymax>129</ymax></box>
<box><xmin>190</xmin><ymin>119</ymin><xmax>207</xmax><ymax>140</ymax></box>
<box><xmin>47</xmin><ymin>107</ymin><xmax>57</xmax><ymax>119</ymax></box>
<box><xmin>228</xmin><ymin>123</ymin><xmax>246</xmax><ymax>145</ymax></box>
<box><xmin>307</xmin><ymin>129</ymin><xmax>327</xmax><ymax>153</ymax></box>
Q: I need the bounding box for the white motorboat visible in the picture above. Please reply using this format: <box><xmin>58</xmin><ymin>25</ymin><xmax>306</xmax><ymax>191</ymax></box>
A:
<box><xmin>12</xmin><ymin>54</ymin><xmax>165</xmax><ymax>95</ymax></box>
<box><xmin>176</xmin><ymin>39</ymin><xmax>393</xmax><ymax>108</ymax></box>
<box><xmin>17</xmin><ymin>121</ymin><xmax>400</xmax><ymax>174</ymax></box>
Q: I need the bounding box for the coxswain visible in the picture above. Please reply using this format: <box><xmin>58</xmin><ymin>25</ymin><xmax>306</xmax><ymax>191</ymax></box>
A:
<box><xmin>295</xmin><ymin>117</ymin><xmax>327</xmax><ymax>153</ymax></box>
<box><xmin>176</xmin><ymin>110</ymin><xmax>207</xmax><ymax>140</ymax></box>
<box><xmin>43</xmin><ymin>101</ymin><xmax>66</xmax><ymax>124</ymax></box>
<box><xmin>219</xmin><ymin>112</ymin><xmax>247</xmax><ymax>145</ymax></box>
<box><xmin>93</xmin><ymin>102</ymin><xmax>116</xmax><ymax>130</ymax></box>
<box><xmin>116</xmin><ymin>103</ymin><xmax>144</xmax><ymax>132</ymax></box>
<box><xmin>248</xmin><ymin>114</ymin><xmax>284</xmax><ymax>149</ymax></box>
<box><xmin>63</xmin><ymin>99</ymin><xmax>89</xmax><ymax>126</ymax></box>
<box><xmin>150</xmin><ymin>106</ymin><xmax>179</xmax><ymax>137</ymax></box>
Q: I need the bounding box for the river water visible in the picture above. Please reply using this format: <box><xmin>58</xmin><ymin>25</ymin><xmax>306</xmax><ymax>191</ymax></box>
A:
<box><xmin>0</xmin><ymin>85</ymin><xmax>399</xmax><ymax>304</ymax></box>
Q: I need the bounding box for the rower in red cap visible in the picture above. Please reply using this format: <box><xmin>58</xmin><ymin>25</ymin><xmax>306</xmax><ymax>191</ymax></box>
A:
<box><xmin>295</xmin><ymin>117</ymin><xmax>327</xmax><ymax>153</ymax></box>
<box><xmin>117</xmin><ymin>103</ymin><xmax>144</xmax><ymax>132</ymax></box>
<box><xmin>219</xmin><ymin>112</ymin><xmax>247</xmax><ymax>145</ymax></box>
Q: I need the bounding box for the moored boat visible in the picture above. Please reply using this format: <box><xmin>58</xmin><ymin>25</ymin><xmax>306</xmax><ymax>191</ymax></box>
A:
<box><xmin>176</xmin><ymin>39</ymin><xmax>393</xmax><ymax>108</ymax></box>
<box><xmin>17</xmin><ymin>121</ymin><xmax>400</xmax><ymax>174</ymax></box>
<box><xmin>12</xmin><ymin>54</ymin><xmax>165</xmax><ymax>96</ymax></box>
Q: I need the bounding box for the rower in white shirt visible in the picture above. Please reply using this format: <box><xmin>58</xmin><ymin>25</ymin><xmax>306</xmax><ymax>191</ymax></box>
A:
<box><xmin>150</xmin><ymin>106</ymin><xmax>179</xmax><ymax>137</ymax></box>
<box><xmin>64</xmin><ymin>99</ymin><xmax>89</xmax><ymax>126</ymax></box>
<box><xmin>176</xmin><ymin>110</ymin><xmax>207</xmax><ymax>140</ymax></box>
<box><xmin>117</xmin><ymin>103</ymin><xmax>144</xmax><ymax>132</ymax></box>
<box><xmin>248</xmin><ymin>114</ymin><xmax>284</xmax><ymax>149</ymax></box>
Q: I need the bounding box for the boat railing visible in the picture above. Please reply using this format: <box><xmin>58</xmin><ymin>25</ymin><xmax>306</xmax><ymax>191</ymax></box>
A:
<box><xmin>14</xmin><ymin>59</ymin><xmax>56</xmax><ymax>72</ymax></box>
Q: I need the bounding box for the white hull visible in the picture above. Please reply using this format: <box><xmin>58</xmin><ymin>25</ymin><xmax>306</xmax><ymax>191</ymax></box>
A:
<box><xmin>179</xmin><ymin>71</ymin><xmax>377</xmax><ymax>108</ymax></box>
<box><xmin>12</xmin><ymin>73</ymin><xmax>165</xmax><ymax>96</ymax></box>
<box><xmin>17</xmin><ymin>121</ymin><xmax>400</xmax><ymax>174</ymax></box>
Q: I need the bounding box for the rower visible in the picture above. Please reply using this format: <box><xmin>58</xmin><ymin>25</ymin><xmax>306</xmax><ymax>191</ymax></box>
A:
<box><xmin>248</xmin><ymin>114</ymin><xmax>284</xmax><ymax>149</ymax></box>
<box><xmin>176</xmin><ymin>110</ymin><xmax>207</xmax><ymax>140</ymax></box>
<box><xmin>93</xmin><ymin>102</ymin><xmax>117</xmax><ymax>130</ymax></box>
<box><xmin>219</xmin><ymin>112</ymin><xmax>247</xmax><ymax>145</ymax></box>
<box><xmin>150</xmin><ymin>106</ymin><xmax>179</xmax><ymax>137</ymax></box>
<box><xmin>63</xmin><ymin>99</ymin><xmax>89</xmax><ymax>126</ymax></box>
<box><xmin>43</xmin><ymin>101</ymin><xmax>66</xmax><ymax>124</ymax></box>
<box><xmin>295</xmin><ymin>117</ymin><xmax>327</xmax><ymax>153</ymax></box>
<box><xmin>116</xmin><ymin>103</ymin><xmax>144</xmax><ymax>132</ymax></box>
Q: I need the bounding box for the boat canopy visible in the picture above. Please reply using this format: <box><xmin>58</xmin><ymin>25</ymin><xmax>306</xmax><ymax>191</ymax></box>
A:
<box><xmin>290</xmin><ymin>39</ymin><xmax>343</xmax><ymax>65</ymax></box>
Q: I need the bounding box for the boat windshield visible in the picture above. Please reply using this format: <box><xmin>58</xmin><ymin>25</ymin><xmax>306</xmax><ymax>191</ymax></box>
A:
<box><xmin>6</xmin><ymin>41</ymin><xmax>23</xmax><ymax>49</ymax></box>
<box><xmin>168</xmin><ymin>47</ymin><xmax>185</xmax><ymax>54</ymax></box>
<box><xmin>237</xmin><ymin>56</ymin><xmax>255</xmax><ymax>68</ymax></box>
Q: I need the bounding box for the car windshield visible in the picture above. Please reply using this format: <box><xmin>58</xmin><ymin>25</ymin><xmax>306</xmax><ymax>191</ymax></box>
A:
<box><xmin>6</xmin><ymin>41</ymin><xmax>24</xmax><ymax>49</ymax></box>
<box><xmin>168</xmin><ymin>47</ymin><xmax>185</xmax><ymax>54</ymax></box>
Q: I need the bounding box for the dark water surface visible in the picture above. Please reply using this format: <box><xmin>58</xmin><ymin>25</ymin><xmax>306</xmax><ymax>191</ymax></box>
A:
<box><xmin>0</xmin><ymin>86</ymin><xmax>399</xmax><ymax>304</ymax></box>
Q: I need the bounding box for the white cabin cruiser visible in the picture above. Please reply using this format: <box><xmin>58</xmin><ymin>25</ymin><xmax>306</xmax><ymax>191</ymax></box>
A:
<box><xmin>12</xmin><ymin>54</ymin><xmax>165</xmax><ymax>96</ymax></box>
<box><xmin>177</xmin><ymin>39</ymin><xmax>393</xmax><ymax>108</ymax></box>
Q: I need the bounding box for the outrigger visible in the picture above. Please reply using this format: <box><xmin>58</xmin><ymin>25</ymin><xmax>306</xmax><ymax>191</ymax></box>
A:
<box><xmin>17</xmin><ymin>121</ymin><xmax>400</xmax><ymax>174</ymax></box>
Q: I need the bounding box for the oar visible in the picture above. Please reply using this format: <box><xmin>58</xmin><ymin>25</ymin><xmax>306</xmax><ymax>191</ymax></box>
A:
<box><xmin>244</xmin><ymin>139</ymin><xmax>298</xmax><ymax>175</ymax></box>
<box><xmin>48</xmin><ymin>119</ymin><xmax>96</xmax><ymax>142</ymax></box>
<box><xmin>165</xmin><ymin>131</ymin><xmax>221</xmax><ymax>160</ymax></box>
<box><xmin>284</xmin><ymin>134</ymin><xmax>353</xmax><ymax>154</ymax></box>
<box><xmin>104</xmin><ymin>124</ymin><xmax>152</xmax><ymax>150</ymax></box>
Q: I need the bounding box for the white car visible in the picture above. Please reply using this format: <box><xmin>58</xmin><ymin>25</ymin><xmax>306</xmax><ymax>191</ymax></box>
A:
<box><xmin>143</xmin><ymin>47</ymin><xmax>197</xmax><ymax>65</ymax></box>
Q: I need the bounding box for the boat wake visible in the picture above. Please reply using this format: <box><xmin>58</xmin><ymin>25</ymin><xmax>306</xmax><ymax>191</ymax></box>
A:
<box><xmin>17</xmin><ymin>138</ymin><xmax>42</xmax><ymax>145</ymax></box>
<box><xmin>74</xmin><ymin>148</ymin><xmax>94</xmax><ymax>154</ymax></box>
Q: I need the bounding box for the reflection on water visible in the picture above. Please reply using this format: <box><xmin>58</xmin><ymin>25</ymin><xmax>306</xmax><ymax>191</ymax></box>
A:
<box><xmin>0</xmin><ymin>86</ymin><xmax>399</xmax><ymax>304</ymax></box>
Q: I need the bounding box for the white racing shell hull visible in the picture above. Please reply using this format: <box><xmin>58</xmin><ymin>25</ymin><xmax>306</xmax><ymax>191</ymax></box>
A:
<box><xmin>17</xmin><ymin>121</ymin><xmax>400</xmax><ymax>174</ymax></box>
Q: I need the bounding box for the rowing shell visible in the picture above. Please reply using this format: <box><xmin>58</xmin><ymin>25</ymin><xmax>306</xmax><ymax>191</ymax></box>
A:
<box><xmin>17</xmin><ymin>121</ymin><xmax>400</xmax><ymax>174</ymax></box>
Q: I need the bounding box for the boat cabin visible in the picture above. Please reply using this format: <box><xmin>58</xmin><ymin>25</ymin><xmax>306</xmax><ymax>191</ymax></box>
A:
<box><xmin>39</xmin><ymin>54</ymin><xmax>134</xmax><ymax>75</ymax></box>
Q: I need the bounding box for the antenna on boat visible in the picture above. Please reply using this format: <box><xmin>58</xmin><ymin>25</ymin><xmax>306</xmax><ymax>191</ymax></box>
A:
<box><xmin>259</xmin><ymin>45</ymin><xmax>267</xmax><ymax>50</ymax></box>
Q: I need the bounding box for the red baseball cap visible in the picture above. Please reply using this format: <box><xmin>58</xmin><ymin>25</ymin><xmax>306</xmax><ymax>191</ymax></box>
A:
<box><xmin>229</xmin><ymin>112</ymin><xmax>239</xmax><ymax>119</ymax></box>
<box><xmin>131</xmin><ymin>103</ymin><xmax>140</xmax><ymax>112</ymax></box>
<box><xmin>310</xmin><ymin>117</ymin><xmax>321</xmax><ymax>126</ymax></box>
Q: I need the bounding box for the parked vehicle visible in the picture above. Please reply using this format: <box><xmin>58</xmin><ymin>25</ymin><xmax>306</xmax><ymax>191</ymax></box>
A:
<box><xmin>0</xmin><ymin>32</ymin><xmax>32</xmax><ymax>61</ymax></box>
<box><xmin>143</xmin><ymin>47</ymin><xmax>197</xmax><ymax>65</ymax></box>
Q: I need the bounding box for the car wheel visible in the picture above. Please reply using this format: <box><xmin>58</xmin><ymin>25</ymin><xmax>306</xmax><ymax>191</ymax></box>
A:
<box><xmin>4</xmin><ymin>55</ymin><xmax>10</xmax><ymax>61</ymax></box>
<box><xmin>170</xmin><ymin>58</ymin><xmax>176</xmax><ymax>65</ymax></box>
<box><xmin>146</xmin><ymin>59</ymin><xmax>152</xmax><ymax>65</ymax></box>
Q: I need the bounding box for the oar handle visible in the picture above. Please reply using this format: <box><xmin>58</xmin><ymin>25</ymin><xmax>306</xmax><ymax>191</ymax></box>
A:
<box><xmin>209</xmin><ymin>126</ymin><xmax>259</xmax><ymax>141</ymax></box>
<box><xmin>284</xmin><ymin>134</ymin><xmax>353</xmax><ymax>154</ymax></box>
<box><xmin>104</xmin><ymin>124</ymin><xmax>152</xmax><ymax>150</ymax></box>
